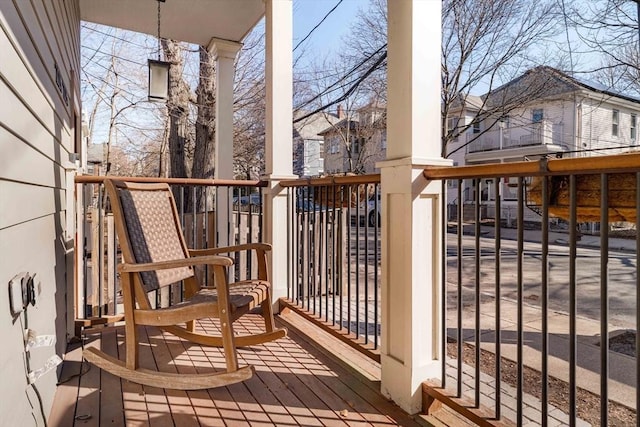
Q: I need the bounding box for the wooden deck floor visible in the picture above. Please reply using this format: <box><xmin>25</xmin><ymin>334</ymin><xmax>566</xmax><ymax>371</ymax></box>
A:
<box><xmin>49</xmin><ymin>314</ymin><xmax>423</xmax><ymax>427</ymax></box>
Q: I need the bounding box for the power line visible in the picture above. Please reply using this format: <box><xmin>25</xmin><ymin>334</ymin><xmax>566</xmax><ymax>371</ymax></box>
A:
<box><xmin>81</xmin><ymin>24</ymin><xmax>151</xmax><ymax>49</ymax></box>
<box><xmin>82</xmin><ymin>44</ymin><xmax>145</xmax><ymax>66</ymax></box>
<box><xmin>293</xmin><ymin>0</ymin><xmax>344</xmax><ymax>52</ymax></box>
<box><xmin>295</xmin><ymin>44</ymin><xmax>387</xmax><ymax>112</ymax></box>
<box><xmin>294</xmin><ymin>49</ymin><xmax>387</xmax><ymax>123</ymax></box>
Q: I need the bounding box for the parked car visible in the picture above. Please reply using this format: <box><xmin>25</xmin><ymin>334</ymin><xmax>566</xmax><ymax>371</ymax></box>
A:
<box><xmin>233</xmin><ymin>193</ymin><xmax>262</xmax><ymax>210</ymax></box>
<box><xmin>351</xmin><ymin>192</ymin><xmax>381</xmax><ymax>227</ymax></box>
<box><xmin>296</xmin><ymin>198</ymin><xmax>321</xmax><ymax>212</ymax></box>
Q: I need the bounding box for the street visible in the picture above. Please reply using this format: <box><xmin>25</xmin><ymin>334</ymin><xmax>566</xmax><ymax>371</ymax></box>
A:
<box><xmin>446</xmin><ymin>231</ymin><xmax>638</xmax><ymax>329</ymax></box>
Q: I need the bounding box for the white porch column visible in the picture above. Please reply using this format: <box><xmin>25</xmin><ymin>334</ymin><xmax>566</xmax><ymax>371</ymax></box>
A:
<box><xmin>379</xmin><ymin>0</ymin><xmax>449</xmax><ymax>414</ymax></box>
<box><xmin>263</xmin><ymin>0</ymin><xmax>295</xmax><ymax>301</ymax></box>
<box><xmin>209</xmin><ymin>38</ymin><xmax>241</xmax><ymax>247</ymax></box>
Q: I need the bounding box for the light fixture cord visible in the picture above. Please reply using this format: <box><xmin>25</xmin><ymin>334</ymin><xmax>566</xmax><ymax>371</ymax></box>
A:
<box><xmin>157</xmin><ymin>0</ymin><xmax>161</xmax><ymax>60</ymax></box>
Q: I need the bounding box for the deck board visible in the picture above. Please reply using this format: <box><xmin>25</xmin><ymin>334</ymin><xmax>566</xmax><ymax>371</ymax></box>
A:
<box><xmin>51</xmin><ymin>314</ymin><xmax>423</xmax><ymax>427</ymax></box>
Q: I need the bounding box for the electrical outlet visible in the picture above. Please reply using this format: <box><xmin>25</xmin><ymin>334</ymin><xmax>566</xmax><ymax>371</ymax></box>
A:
<box><xmin>9</xmin><ymin>273</ymin><xmax>28</xmax><ymax>316</ymax></box>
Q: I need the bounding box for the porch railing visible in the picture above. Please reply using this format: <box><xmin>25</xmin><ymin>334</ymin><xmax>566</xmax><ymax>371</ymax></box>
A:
<box><xmin>280</xmin><ymin>174</ymin><xmax>381</xmax><ymax>360</ymax></box>
<box><xmin>424</xmin><ymin>153</ymin><xmax>640</xmax><ymax>426</ymax></box>
<box><xmin>74</xmin><ymin>175</ymin><xmax>265</xmax><ymax>330</ymax></box>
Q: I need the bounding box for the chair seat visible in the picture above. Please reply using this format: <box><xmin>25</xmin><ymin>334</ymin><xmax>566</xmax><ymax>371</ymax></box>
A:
<box><xmin>194</xmin><ymin>280</ymin><xmax>270</xmax><ymax>312</ymax></box>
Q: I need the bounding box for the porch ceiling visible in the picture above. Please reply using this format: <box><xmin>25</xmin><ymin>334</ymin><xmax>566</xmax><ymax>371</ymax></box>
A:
<box><xmin>79</xmin><ymin>0</ymin><xmax>264</xmax><ymax>45</ymax></box>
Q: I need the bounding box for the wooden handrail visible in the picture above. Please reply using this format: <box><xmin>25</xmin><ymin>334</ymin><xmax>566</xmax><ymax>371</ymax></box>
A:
<box><xmin>280</xmin><ymin>173</ymin><xmax>380</xmax><ymax>187</ymax></box>
<box><xmin>75</xmin><ymin>175</ymin><xmax>267</xmax><ymax>187</ymax></box>
<box><xmin>423</xmin><ymin>152</ymin><xmax>640</xmax><ymax>180</ymax></box>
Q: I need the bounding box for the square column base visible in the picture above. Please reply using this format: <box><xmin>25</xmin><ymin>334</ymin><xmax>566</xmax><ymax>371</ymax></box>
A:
<box><xmin>379</xmin><ymin>157</ymin><xmax>451</xmax><ymax>414</ymax></box>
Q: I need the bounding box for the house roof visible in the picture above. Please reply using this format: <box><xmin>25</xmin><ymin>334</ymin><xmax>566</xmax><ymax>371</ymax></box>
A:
<box><xmin>485</xmin><ymin>66</ymin><xmax>640</xmax><ymax>107</ymax></box>
<box><xmin>87</xmin><ymin>144</ymin><xmax>105</xmax><ymax>164</ymax></box>
<box><xmin>448</xmin><ymin>94</ymin><xmax>484</xmax><ymax>114</ymax></box>
<box><xmin>293</xmin><ymin>111</ymin><xmax>339</xmax><ymax>141</ymax></box>
<box><xmin>317</xmin><ymin>118</ymin><xmax>358</xmax><ymax>137</ymax></box>
<box><xmin>80</xmin><ymin>0</ymin><xmax>264</xmax><ymax>45</ymax></box>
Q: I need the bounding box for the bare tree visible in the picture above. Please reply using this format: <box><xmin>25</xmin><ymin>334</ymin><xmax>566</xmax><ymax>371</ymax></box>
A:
<box><xmin>192</xmin><ymin>46</ymin><xmax>216</xmax><ymax>182</ymax></box>
<box><xmin>312</xmin><ymin>0</ymin><xmax>564</xmax><ymax>159</ymax></box>
<box><xmin>162</xmin><ymin>39</ymin><xmax>193</xmax><ymax>179</ymax></box>
<box><xmin>568</xmin><ymin>0</ymin><xmax>640</xmax><ymax>95</ymax></box>
<box><xmin>441</xmin><ymin>0</ymin><xmax>563</xmax><ymax>156</ymax></box>
<box><xmin>233</xmin><ymin>27</ymin><xmax>267</xmax><ymax>180</ymax></box>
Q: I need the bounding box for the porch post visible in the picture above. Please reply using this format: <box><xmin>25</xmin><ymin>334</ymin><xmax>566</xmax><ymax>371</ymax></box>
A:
<box><xmin>209</xmin><ymin>39</ymin><xmax>241</xmax><ymax>247</ymax></box>
<box><xmin>263</xmin><ymin>0</ymin><xmax>295</xmax><ymax>301</ymax></box>
<box><xmin>379</xmin><ymin>0</ymin><xmax>449</xmax><ymax>414</ymax></box>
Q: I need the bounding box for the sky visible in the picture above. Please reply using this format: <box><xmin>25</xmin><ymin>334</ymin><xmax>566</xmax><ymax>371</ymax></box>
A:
<box><xmin>82</xmin><ymin>0</ymin><xmax>371</xmax><ymax>144</ymax></box>
<box><xmin>292</xmin><ymin>0</ymin><xmax>368</xmax><ymax>65</ymax></box>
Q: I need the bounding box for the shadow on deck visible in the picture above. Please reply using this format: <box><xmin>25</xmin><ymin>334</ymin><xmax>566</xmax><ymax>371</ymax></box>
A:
<box><xmin>49</xmin><ymin>314</ymin><xmax>426</xmax><ymax>426</ymax></box>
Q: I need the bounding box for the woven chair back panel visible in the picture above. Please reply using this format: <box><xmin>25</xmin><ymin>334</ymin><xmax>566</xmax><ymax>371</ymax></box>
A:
<box><xmin>120</xmin><ymin>188</ymin><xmax>194</xmax><ymax>292</ymax></box>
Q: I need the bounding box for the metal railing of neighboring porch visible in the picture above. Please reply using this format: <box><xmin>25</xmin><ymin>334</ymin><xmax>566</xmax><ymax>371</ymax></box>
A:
<box><xmin>424</xmin><ymin>153</ymin><xmax>640</xmax><ymax>427</ymax></box>
<box><xmin>280</xmin><ymin>174</ymin><xmax>381</xmax><ymax>361</ymax></box>
<box><xmin>74</xmin><ymin>175</ymin><xmax>265</xmax><ymax>332</ymax></box>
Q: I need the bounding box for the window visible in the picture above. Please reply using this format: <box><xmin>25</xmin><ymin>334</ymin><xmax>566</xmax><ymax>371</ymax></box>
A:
<box><xmin>500</xmin><ymin>115</ymin><xmax>510</xmax><ymax>128</ymax></box>
<box><xmin>381</xmin><ymin>134</ymin><xmax>387</xmax><ymax>149</ymax></box>
<box><xmin>447</xmin><ymin>162</ymin><xmax>459</xmax><ymax>188</ymax></box>
<box><xmin>632</xmin><ymin>114</ymin><xmax>637</xmax><ymax>141</ymax></box>
<box><xmin>612</xmin><ymin>109</ymin><xmax>619</xmax><ymax>137</ymax></box>
<box><xmin>472</xmin><ymin>120</ymin><xmax>480</xmax><ymax>134</ymax></box>
<box><xmin>447</xmin><ymin>117</ymin><xmax>459</xmax><ymax>142</ymax></box>
<box><xmin>532</xmin><ymin>109</ymin><xmax>543</xmax><ymax>123</ymax></box>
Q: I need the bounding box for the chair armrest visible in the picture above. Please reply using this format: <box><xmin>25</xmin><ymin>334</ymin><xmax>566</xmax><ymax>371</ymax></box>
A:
<box><xmin>189</xmin><ymin>243</ymin><xmax>272</xmax><ymax>256</ymax></box>
<box><xmin>119</xmin><ymin>255</ymin><xmax>233</xmax><ymax>273</ymax></box>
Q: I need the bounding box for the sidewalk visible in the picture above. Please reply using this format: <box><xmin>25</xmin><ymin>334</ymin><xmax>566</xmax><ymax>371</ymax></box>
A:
<box><xmin>447</xmin><ymin>223</ymin><xmax>638</xmax><ymax>410</ymax></box>
<box><xmin>475</xmin><ymin>223</ymin><xmax>637</xmax><ymax>252</ymax></box>
<box><xmin>448</xmin><ymin>297</ymin><xmax>637</xmax><ymax>409</ymax></box>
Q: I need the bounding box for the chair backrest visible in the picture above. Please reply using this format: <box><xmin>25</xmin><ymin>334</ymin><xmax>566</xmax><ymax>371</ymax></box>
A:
<box><xmin>106</xmin><ymin>180</ymin><xmax>194</xmax><ymax>293</ymax></box>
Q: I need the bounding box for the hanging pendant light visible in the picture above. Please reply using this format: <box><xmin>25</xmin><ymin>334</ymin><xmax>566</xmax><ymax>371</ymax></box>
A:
<box><xmin>148</xmin><ymin>0</ymin><xmax>170</xmax><ymax>101</ymax></box>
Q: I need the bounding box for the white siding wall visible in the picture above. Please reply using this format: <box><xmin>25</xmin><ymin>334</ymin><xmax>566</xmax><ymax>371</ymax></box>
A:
<box><xmin>0</xmin><ymin>0</ymin><xmax>80</xmax><ymax>423</ymax></box>
<box><xmin>500</xmin><ymin>99</ymin><xmax>575</xmax><ymax>148</ymax></box>
<box><xmin>581</xmin><ymin>98</ymin><xmax>640</xmax><ymax>155</ymax></box>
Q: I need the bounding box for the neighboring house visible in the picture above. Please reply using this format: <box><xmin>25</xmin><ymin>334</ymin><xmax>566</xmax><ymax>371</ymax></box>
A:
<box><xmin>443</xmin><ymin>94</ymin><xmax>483</xmax><ymax>203</ymax></box>
<box><xmin>86</xmin><ymin>143</ymin><xmax>106</xmax><ymax>176</ymax></box>
<box><xmin>293</xmin><ymin>111</ymin><xmax>339</xmax><ymax>177</ymax></box>
<box><xmin>448</xmin><ymin>66</ymin><xmax>640</xmax><ymax>221</ymax></box>
<box><xmin>320</xmin><ymin>104</ymin><xmax>386</xmax><ymax>175</ymax></box>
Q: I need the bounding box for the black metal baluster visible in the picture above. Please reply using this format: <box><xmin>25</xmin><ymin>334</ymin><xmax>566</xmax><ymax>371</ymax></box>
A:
<box><xmin>332</xmin><ymin>184</ymin><xmax>337</xmax><ymax>326</ymax></box>
<box><xmin>374</xmin><ymin>183</ymin><xmax>379</xmax><ymax>349</ymax></box>
<box><xmin>600</xmin><ymin>173</ymin><xmax>609</xmax><ymax>427</ymax></box>
<box><xmin>494</xmin><ymin>177</ymin><xmax>502</xmax><ymax>419</ymax></box>
<box><xmin>569</xmin><ymin>175</ymin><xmax>577</xmax><ymax>427</ymax></box>
<box><xmin>365</xmin><ymin>183</ymin><xmax>370</xmax><ymax>344</ymax></box>
<box><xmin>318</xmin><ymin>185</ymin><xmax>325</xmax><ymax>318</ymax></box>
<box><xmin>356</xmin><ymin>185</ymin><xmax>361</xmax><ymax>339</ymax></box>
<box><xmin>457</xmin><ymin>180</ymin><xmax>463</xmax><ymax>398</ymax></box>
<box><xmin>516</xmin><ymin>177</ymin><xmax>524</xmax><ymax>426</ymax></box>
<box><xmin>347</xmin><ymin>185</ymin><xmax>353</xmax><ymax>335</ymax></box>
<box><xmin>636</xmin><ymin>172</ymin><xmax>640</xmax><ymax>427</ymax></box>
<box><xmin>474</xmin><ymin>178</ymin><xmax>481</xmax><ymax>408</ymax></box>
<box><xmin>541</xmin><ymin>175</ymin><xmax>549</xmax><ymax>427</ymax></box>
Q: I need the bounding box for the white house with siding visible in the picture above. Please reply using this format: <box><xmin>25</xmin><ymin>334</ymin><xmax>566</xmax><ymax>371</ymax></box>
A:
<box><xmin>453</xmin><ymin>66</ymin><xmax>640</xmax><ymax>213</ymax></box>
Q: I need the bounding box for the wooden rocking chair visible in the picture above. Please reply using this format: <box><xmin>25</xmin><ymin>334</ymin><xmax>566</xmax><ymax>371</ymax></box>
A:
<box><xmin>83</xmin><ymin>179</ymin><xmax>286</xmax><ymax>390</ymax></box>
